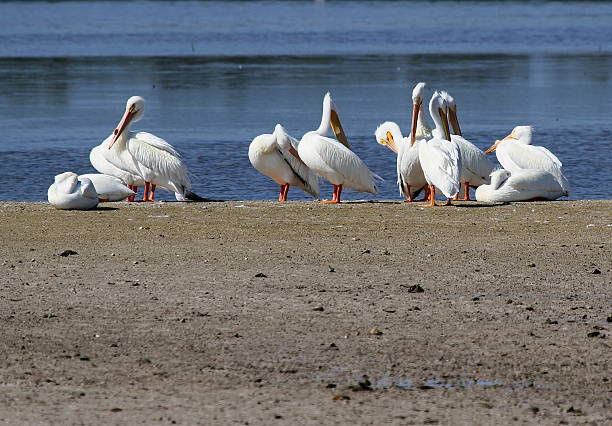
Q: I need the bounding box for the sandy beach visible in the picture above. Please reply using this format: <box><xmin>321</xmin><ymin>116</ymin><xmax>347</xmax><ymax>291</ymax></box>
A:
<box><xmin>0</xmin><ymin>200</ymin><xmax>610</xmax><ymax>425</ymax></box>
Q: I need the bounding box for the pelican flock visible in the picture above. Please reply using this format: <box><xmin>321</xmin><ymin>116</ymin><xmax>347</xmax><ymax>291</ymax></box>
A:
<box><xmin>48</xmin><ymin>84</ymin><xmax>570</xmax><ymax>209</ymax></box>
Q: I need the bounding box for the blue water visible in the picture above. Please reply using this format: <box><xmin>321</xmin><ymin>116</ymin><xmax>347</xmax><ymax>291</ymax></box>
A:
<box><xmin>1</xmin><ymin>1</ymin><xmax>611</xmax><ymax>201</ymax></box>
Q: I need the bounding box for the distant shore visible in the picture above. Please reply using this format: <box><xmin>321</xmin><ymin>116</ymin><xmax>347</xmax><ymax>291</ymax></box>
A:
<box><xmin>0</xmin><ymin>200</ymin><xmax>610</xmax><ymax>425</ymax></box>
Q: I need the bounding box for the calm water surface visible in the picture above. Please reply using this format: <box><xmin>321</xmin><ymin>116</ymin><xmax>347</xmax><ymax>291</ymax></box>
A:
<box><xmin>0</xmin><ymin>1</ymin><xmax>611</xmax><ymax>201</ymax></box>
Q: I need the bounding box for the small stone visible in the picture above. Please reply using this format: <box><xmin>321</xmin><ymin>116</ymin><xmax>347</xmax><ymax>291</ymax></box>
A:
<box><xmin>332</xmin><ymin>394</ymin><xmax>350</xmax><ymax>401</ymax></box>
<box><xmin>369</xmin><ymin>327</ymin><xmax>383</xmax><ymax>336</ymax></box>
<box><xmin>59</xmin><ymin>250</ymin><xmax>78</xmax><ymax>257</ymax></box>
<box><xmin>383</xmin><ymin>307</ymin><xmax>396</xmax><ymax>313</ymax></box>
<box><xmin>592</xmin><ymin>269</ymin><xmax>601</xmax><ymax>275</ymax></box>
<box><xmin>587</xmin><ymin>331</ymin><xmax>600</xmax><ymax>338</ymax></box>
<box><xmin>405</xmin><ymin>284</ymin><xmax>424</xmax><ymax>293</ymax></box>
<box><xmin>545</xmin><ymin>319</ymin><xmax>558</xmax><ymax>324</ymax></box>
<box><xmin>325</xmin><ymin>383</ymin><xmax>337</xmax><ymax>388</ymax></box>
<box><xmin>328</xmin><ymin>266</ymin><xmax>335</xmax><ymax>273</ymax></box>
<box><xmin>254</xmin><ymin>273</ymin><xmax>267</xmax><ymax>278</ymax></box>
<box><xmin>110</xmin><ymin>408</ymin><xmax>122</xmax><ymax>412</ymax></box>
<box><xmin>607</xmin><ymin>315</ymin><xmax>612</xmax><ymax>323</ymax></box>
<box><xmin>312</xmin><ymin>306</ymin><xmax>324</xmax><ymax>312</ymax></box>
<box><xmin>528</xmin><ymin>263</ymin><xmax>536</xmax><ymax>267</ymax></box>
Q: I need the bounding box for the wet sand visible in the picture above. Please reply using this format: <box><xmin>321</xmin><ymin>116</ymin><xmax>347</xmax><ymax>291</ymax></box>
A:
<box><xmin>0</xmin><ymin>200</ymin><xmax>610</xmax><ymax>425</ymax></box>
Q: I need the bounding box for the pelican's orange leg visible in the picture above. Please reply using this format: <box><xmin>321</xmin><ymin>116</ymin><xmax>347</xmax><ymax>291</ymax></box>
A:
<box><xmin>321</xmin><ymin>184</ymin><xmax>342</xmax><ymax>204</ymax></box>
<box><xmin>422</xmin><ymin>185</ymin><xmax>438</xmax><ymax>207</ymax></box>
<box><xmin>417</xmin><ymin>185</ymin><xmax>429</xmax><ymax>202</ymax></box>
<box><xmin>135</xmin><ymin>182</ymin><xmax>150</xmax><ymax>202</ymax></box>
<box><xmin>444</xmin><ymin>198</ymin><xmax>453</xmax><ymax>206</ymax></box>
<box><xmin>462</xmin><ymin>181</ymin><xmax>471</xmax><ymax>201</ymax></box>
<box><xmin>147</xmin><ymin>184</ymin><xmax>156</xmax><ymax>201</ymax></box>
<box><xmin>403</xmin><ymin>185</ymin><xmax>413</xmax><ymax>202</ymax></box>
<box><xmin>128</xmin><ymin>185</ymin><xmax>138</xmax><ymax>202</ymax></box>
<box><xmin>282</xmin><ymin>184</ymin><xmax>290</xmax><ymax>202</ymax></box>
<box><xmin>278</xmin><ymin>184</ymin><xmax>289</xmax><ymax>202</ymax></box>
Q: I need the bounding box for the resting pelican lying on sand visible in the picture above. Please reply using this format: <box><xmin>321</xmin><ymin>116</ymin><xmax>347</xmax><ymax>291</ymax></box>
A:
<box><xmin>48</xmin><ymin>172</ymin><xmax>98</xmax><ymax>210</ymax></box>
<box><xmin>298</xmin><ymin>92</ymin><xmax>381</xmax><ymax>204</ymax></box>
<box><xmin>485</xmin><ymin>126</ymin><xmax>569</xmax><ymax>193</ymax></box>
<box><xmin>475</xmin><ymin>168</ymin><xmax>568</xmax><ymax>202</ymax></box>
<box><xmin>249</xmin><ymin>124</ymin><xmax>320</xmax><ymax>202</ymax></box>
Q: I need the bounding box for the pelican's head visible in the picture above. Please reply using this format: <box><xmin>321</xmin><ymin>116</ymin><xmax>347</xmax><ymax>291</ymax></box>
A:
<box><xmin>53</xmin><ymin>172</ymin><xmax>79</xmax><ymax>194</ymax></box>
<box><xmin>489</xmin><ymin>168</ymin><xmax>511</xmax><ymax>190</ymax></box>
<box><xmin>439</xmin><ymin>91</ymin><xmax>456</xmax><ymax>111</ymax></box>
<box><xmin>412</xmin><ymin>82</ymin><xmax>427</xmax><ymax>105</ymax></box>
<box><xmin>485</xmin><ymin>125</ymin><xmax>533</xmax><ymax>154</ymax></box>
<box><xmin>109</xmin><ymin>96</ymin><xmax>146</xmax><ymax>148</ymax></box>
<box><xmin>429</xmin><ymin>91</ymin><xmax>451</xmax><ymax>141</ymax></box>
<box><xmin>273</xmin><ymin>123</ymin><xmax>290</xmax><ymax>150</ymax></box>
<box><xmin>375</xmin><ymin>121</ymin><xmax>402</xmax><ymax>154</ymax></box>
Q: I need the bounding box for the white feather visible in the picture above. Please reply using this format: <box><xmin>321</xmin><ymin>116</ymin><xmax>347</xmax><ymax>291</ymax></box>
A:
<box><xmin>79</xmin><ymin>173</ymin><xmax>135</xmax><ymax>201</ymax></box>
<box><xmin>48</xmin><ymin>172</ymin><xmax>99</xmax><ymax>210</ymax></box>
<box><xmin>476</xmin><ymin>169</ymin><xmax>568</xmax><ymax>202</ymax></box>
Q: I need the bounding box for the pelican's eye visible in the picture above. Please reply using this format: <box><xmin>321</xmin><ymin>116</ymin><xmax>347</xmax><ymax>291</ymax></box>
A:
<box><xmin>129</xmin><ymin>104</ymin><xmax>136</xmax><ymax>113</ymax></box>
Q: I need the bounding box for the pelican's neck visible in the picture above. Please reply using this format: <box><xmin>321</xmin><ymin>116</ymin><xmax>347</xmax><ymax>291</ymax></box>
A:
<box><xmin>429</xmin><ymin>99</ymin><xmax>445</xmax><ymax>139</ymax></box>
<box><xmin>315</xmin><ymin>95</ymin><xmax>332</xmax><ymax>135</ymax></box>
<box><xmin>417</xmin><ymin>108</ymin><xmax>431</xmax><ymax>133</ymax></box>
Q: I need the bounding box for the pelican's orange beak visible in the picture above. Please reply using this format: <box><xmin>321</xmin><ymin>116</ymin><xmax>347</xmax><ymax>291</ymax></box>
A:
<box><xmin>410</xmin><ymin>101</ymin><xmax>420</xmax><ymax>146</ymax></box>
<box><xmin>108</xmin><ymin>105</ymin><xmax>137</xmax><ymax>149</ymax></box>
<box><xmin>448</xmin><ymin>108</ymin><xmax>462</xmax><ymax>137</ymax></box>
<box><xmin>484</xmin><ymin>133</ymin><xmax>517</xmax><ymax>154</ymax></box>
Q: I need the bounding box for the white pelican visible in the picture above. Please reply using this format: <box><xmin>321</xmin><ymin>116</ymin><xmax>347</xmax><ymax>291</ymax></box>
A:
<box><xmin>475</xmin><ymin>168</ymin><xmax>568</xmax><ymax>202</ymax></box>
<box><xmin>48</xmin><ymin>172</ymin><xmax>99</xmax><ymax>210</ymax></box>
<box><xmin>248</xmin><ymin>124</ymin><xmax>320</xmax><ymax>202</ymax></box>
<box><xmin>440</xmin><ymin>91</ymin><xmax>494</xmax><ymax>200</ymax></box>
<box><xmin>298</xmin><ymin>92</ymin><xmax>381</xmax><ymax>204</ymax></box>
<box><xmin>104</xmin><ymin>96</ymin><xmax>204</xmax><ymax>202</ymax></box>
<box><xmin>79</xmin><ymin>173</ymin><xmax>135</xmax><ymax>202</ymax></box>
<box><xmin>90</xmin><ymin>144</ymin><xmax>144</xmax><ymax>201</ymax></box>
<box><xmin>485</xmin><ymin>126</ymin><xmax>569</xmax><ymax>193</ymax></box>
<box><xmin>418</xmin><ymin>91</ymin><xmax>462</xmax><ymax>207</ymax></box>
<box><xmin>374</xmin><ymin>82</ymin><xmax>429</xmax><ymax>201</ymax></box>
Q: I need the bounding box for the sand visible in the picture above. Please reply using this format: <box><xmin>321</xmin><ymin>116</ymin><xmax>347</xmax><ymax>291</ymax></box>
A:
<box><xmin>0</xmin><ymin>200</ymin><xmax>610</xmax><ymax>425</ymax></box>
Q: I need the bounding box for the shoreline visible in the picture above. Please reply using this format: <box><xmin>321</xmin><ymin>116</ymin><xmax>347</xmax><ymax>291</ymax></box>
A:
<box><xmin>0</xmin><ymin>200</ymin><xmax>610</xmax><ymax>425</ymax></box>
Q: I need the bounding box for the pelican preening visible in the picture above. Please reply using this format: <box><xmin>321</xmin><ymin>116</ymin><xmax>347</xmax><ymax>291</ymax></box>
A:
<box><xmin>79</xmin><ymin>173</ymin><xmax>136</xmax><ymax>202</ymax></box>
<box><xmin>248</xmin><ymin>124</ymin><xmax>320</xmax><ymax>202</ymax></box>
<box><xmin>475</xmin><ymin>168</ymin><xmax>568</xmax><ymax>202</ymax></box>
<box><xmin>95</xmin><ymin>96</ymin><xmax>204</xmax><ymax>202</ymax></box>
<box><xmin>298</xmin><ymin>92</ymin><xmax>381</xmax><ymax>204</ymax></box>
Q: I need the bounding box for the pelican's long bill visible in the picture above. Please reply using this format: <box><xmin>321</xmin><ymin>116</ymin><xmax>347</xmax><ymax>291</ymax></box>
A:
<box><xmin>380</xmin><ymin>131</ymin><xmax>398</xmax><ymax>153</ymax></box>
<box><xmin>330</xmin><ymin>109</ymin><xmax>351</xmax><ymax>150</ymax></box>
<box><xmin>108</xmin><ymin>105</ymin><xmax>137</xmax><ymax>149</ymax></box>
<box><xmin>438</xmin><ymin>107</ymin><xmax>451</xmax><ymax>141</ymax></box>
<box><xmin>448</xmin><ymin>108</ymin><xmax>462</xmax><ymax>137</ymax></box>
<box><xmin>410</xmin><ymin>101</ymin><xmax>420</xmax><ymax>145</ymax></box>
<box><xmin>484</xmin><ymin>133</ymin><xmax>518</xmax><ymax>154</ymax></box>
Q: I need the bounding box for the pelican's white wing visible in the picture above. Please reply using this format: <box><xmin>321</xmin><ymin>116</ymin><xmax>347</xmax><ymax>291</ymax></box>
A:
<box><xmin>299</xmin><ymin>133</ymin><xmax>380</xmax><ymax>194</ymax></box>
<box><xmin>452</xmin><ymin>135</ymin><xmax>494</xmax><ymax>186</ymax></box>
<box><xmin>506</xmin><ymin>169</ymin><xmax>567</xmax><ymax>194</ymax></box>
<box><xmin>396</xmin><ymin>140</ymin><xmax>426</xmax><ymax>197</ymax></box>
<box><xmin>278</xmin><ymin>139</ymin><xmax>320</xmax><ymax>198</ymax></box>
<box><xmin>497</xmin><ymin>142</ymin><xmax>561</xmax><ymax>173</ymax></box>
<box><xmin>127</xmin><ymin>131</ymin><xmax>191</xmax><ymax>192</ymax></box>
<box><xmin>79</xmin><ymin>173</ymin><xmax>135</xmax><ymax>201</ymax></box>
<box><xmin>497</xmin><ymin>141</ymin><xmax>568</xmax><ymax>192</ymax></box>
<box><xmin>419</xmin><ymin>138</ymin><xmax>461</xmax><ymax>198</ymax></box>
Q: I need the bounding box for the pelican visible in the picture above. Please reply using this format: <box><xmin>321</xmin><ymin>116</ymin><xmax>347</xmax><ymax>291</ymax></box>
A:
<box><xmin>418</xmin><ymin>91</ymin><xmax>462</xmax><ymax>207</ymax></box>
<box><xmin>374</xmin><ymin>82</ymin><xmax>429</xmax><ymax>201</ymax></box>
<box><xmin>48</xmin><ymin>172</ymin><xmax>99</xmax><ymax>210</ymax></box>
<box><xmin>79</xmin><ymin>173</ymin><xmax>135</xmax><ymax>202</ymax></box>
<box><xmin>103</xmin><ymin>96</ymin><xmax>204</xmax><ymax>202</ymax></box>
<box><xmin>475</xmin><ymin>168</ymin><xmax>568</xmax><ymax>202</ymax></box>
<box><xmin>298</xmin><ymin>92</ymin><xmax>381</xmax><ymax>204</ymax></box>
<box><xmin>90</xmin><ymin>144</ymin><xmax>144</xmax><ymax>201</ymax></box>
<box><xmin>248</xmin><ymin>124</ymin><xmax>320</xmax><ymax>202</ymax></box>
<box><xmin>440</xmin><ymin>91</ymin><xmax>494</xmax><ymax>200</ymax></box>
<box><xmin>485</xmin><ymin>126</ymin><xmax>569</xmax><ymax>193</ymax></box>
